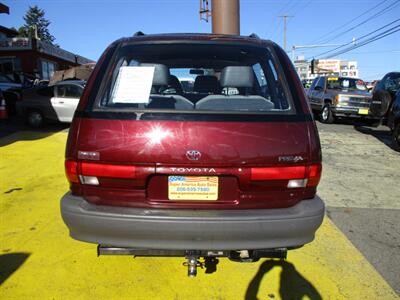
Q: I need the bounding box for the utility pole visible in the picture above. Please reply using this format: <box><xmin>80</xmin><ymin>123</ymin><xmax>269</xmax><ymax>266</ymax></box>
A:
<box><xmin>278</xmin><ymin>15</ymin><xmax>293</xmax><ymax>51</ymax></box>
<box><xmin>200</xmin><ymin>0</ymin><xmax>240</xmax><ymax>35</ymax></box>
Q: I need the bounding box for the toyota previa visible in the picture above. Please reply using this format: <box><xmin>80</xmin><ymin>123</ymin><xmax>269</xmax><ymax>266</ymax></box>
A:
<box><xmin>61</xmin><ymin>33</ymin><xmax>324</xmax><ymax>276</ymax></box>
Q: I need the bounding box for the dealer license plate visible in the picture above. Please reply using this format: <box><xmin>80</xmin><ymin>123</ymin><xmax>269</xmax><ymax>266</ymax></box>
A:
<box><xmin>168</xmin><ymin>176</ymin><xmax>218</xmax><ymax>201</ymax></box>
<box><xmin>358</xmin><ymin>108</ymin><xmax>369</xmax><ymax>115</ymax></box>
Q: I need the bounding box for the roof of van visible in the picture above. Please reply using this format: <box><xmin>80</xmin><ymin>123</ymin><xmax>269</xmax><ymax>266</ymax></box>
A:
<box><xmin>114</xmin><ymin>33</ymin><xmax>273</xmax><ymax>46</ymax></box>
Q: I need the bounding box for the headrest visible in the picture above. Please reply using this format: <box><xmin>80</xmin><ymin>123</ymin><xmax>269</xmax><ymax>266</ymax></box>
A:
<box><xmin>168</xmin><ymin>75</ymin><xmax>183</xmax><ymax>93</ymax></box>
<box><xmin>194</xmin><ymin>75</ymin><xmax>220</xmax><ymax>94</ymax></box>
<box><xmin>220</xmin><ymin>66</ymin><xmax>254</xmax><ymax>88</ymax></box>
<box><xmin>140</xmin><ymin>63</ymin><xmax>170</xmax><ymax>86</ymax></box>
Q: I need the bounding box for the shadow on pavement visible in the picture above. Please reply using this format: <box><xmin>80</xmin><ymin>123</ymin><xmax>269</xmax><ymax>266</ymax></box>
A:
<box><xmin>0</xmin><ymin>117</ymin><xmax>69</xmax><ymax>147</ymax></box>
<box><xmin>0</xmin><ymin>252</ymin><xmax>30</xmax><ymax>285</ymax></box>
<box><xmin>354</xmin><ymin>126</ymin><xmax>398</xmax><ymax>152</ymax></box>
<box><xmin>245</xmin><ymin>259</ymin><xmax>322</xmax><ymax>300</ymax></box>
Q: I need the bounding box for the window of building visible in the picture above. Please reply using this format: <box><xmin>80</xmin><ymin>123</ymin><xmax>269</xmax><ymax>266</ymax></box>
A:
<box><xmin>41</xmin><ymin>60</ymin><xmax>56</xmax><ymax>80</ymax></box>
<box><xmin>0</xmin><ymin>57</ymin><xmax>20</xmax><ymax>74</ymax></box>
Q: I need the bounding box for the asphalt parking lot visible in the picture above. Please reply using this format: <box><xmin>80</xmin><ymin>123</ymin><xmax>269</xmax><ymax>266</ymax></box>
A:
<box><xmin>0</xmin><ymin>117</ymin><xmax>399</xmax><ymax>299</ymax></box>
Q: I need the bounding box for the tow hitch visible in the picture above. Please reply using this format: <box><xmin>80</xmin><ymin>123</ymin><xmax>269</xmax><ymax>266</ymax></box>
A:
<box><xmin>183</xmin><ymin>251</ymin><xmax>202</xmax><ymax>277</ymax></box>
<box><xmin>97</xmin><ymin>245</ymin><xmax>288</xmax><ymax>277</ymax></box>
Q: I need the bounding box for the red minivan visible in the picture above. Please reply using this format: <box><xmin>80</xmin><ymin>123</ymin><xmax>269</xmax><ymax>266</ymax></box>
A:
<box><xmin>61</xmin><ymin>33</ymin><xmax>324</xmax><ymax>276</ymax></box>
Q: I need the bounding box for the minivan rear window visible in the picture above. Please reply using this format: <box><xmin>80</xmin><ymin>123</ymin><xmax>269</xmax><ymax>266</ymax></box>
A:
<box><xmin>93</xmin><ymin>43</ymin><xmax>295</xmax><ymax>115</ymax></box>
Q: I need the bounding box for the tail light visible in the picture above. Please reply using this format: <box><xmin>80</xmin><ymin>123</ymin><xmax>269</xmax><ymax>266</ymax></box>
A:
<box><xmin>65</xmin><ymin>160</ymin><xmax>79</xmax><ymax>183</ymax></box>
<box><xmin>251</xmin><ymin>164</ymin><xmax>322</xmax><ymax>188</ymax></box>
<box><xmin>251</xmin><ymin>166</ymin><xmax>306</xmax><ymax>180</ymax></box>
<box><xmin>81</xmin><ymin>162</ymin><xmax>135</xmax><ymax>179</ymax></box>
<box><xmin>306</xmin><ymin>164</ymin><xmax>322</xmax><ymax>187</ymax></box>
<box><xmin>65</xmin><ymin>160</ymin><xmax>148</xmax><ymax>186</ymax></box>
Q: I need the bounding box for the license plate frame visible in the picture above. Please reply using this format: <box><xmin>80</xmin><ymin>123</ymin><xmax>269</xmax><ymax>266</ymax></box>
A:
<box><xmin>168</xmin><ymin>176</ymin><xmax>219</xmax><ymax>201</ymax></box>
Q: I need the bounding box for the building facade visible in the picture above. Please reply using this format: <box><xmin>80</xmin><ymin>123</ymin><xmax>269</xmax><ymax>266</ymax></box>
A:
<box><xmin>0</xmin><ymin>26</ymin><xmax>93</xmax><ymax>81</ymax></box>
<box><xmin>294</xmin><ymin>57</ymin><xmax>359</xmax><ymax>81</ymax></box>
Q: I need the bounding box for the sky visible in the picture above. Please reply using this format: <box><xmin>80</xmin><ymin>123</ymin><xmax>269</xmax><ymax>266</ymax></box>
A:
<box><xmin>1</xmin><ymin>0</ymin><xmax>399</xmax><ymax>80</ymax></box>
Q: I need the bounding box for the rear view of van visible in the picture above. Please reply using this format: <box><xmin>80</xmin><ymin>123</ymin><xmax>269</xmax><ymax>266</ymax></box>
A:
<box><xmin>61</xmin><ymin>33</ymin><xmax>324</xmax><ymax>274</ymax></box>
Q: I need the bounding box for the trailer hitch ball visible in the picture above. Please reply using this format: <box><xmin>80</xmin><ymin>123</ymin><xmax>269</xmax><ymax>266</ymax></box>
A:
<box><xmin>187</xmin><ymin>256</ymin><xmax>198</xmax><ymax>277</ymax></box>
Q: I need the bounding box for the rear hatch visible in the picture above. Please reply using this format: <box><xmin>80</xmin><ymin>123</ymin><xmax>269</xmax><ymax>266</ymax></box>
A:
<box><xmin>67</xmin><ymin>117</ymin><xmax>320</xmax><ymax>209</ymax></box>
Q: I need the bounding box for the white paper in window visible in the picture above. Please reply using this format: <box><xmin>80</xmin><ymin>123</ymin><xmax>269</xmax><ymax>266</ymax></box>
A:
<box><xmin>111</xmin><ymin>66</ymin><xmax>155</xmax><ymax>103</ymax></box>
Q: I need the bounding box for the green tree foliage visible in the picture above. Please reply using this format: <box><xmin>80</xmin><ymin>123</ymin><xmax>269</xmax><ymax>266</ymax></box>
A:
<box><xmin>19</xmin><ymin>5</ymin><xmax>55</xmax><ymax>44</ymax></box>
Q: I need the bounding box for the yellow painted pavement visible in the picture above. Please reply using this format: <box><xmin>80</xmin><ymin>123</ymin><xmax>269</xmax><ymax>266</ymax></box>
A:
<box><xmin>0</xmin><ymin>131</ymin><xmax>398</xmax><ymax>299</ymax></box>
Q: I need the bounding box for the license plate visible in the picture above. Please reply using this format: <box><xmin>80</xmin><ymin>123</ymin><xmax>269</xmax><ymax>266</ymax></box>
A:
<box><xmin>168</xmin><ymin>176</ymin><xmax>218</xmax><ymax>201</ymax></box>
<box><xmin>358</xmin><ymin>108</ymin><xmax>369</xmax><ymax>115</ymax></box>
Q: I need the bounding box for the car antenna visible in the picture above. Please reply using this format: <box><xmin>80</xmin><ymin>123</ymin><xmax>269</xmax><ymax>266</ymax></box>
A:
<box><xmin>133</xmin><ymin>31</ymin><xmax>145</xmax><ymax>36</ymax></box>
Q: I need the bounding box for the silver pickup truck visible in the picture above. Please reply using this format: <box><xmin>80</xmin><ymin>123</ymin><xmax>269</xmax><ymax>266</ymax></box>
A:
<box><xmin>306</xmin><ymin>76</ymin><xmax>378</xmax><ymax>124</ymax></box>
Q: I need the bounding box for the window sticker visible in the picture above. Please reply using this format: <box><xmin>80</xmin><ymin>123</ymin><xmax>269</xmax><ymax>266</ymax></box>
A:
<box><xmin>327</xmin><ymin>77</ymin><xmax>338</xmax><ymax>81</ymax></box>
<box><xmin>111</xmin><ymin>66</ymin><xmax>155</xmax><ymax>103</ymax></box>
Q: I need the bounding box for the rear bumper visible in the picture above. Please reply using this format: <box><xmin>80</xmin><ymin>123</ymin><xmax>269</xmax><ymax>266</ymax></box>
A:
<box><xmin>61</xmin><ymin>192</ymin><xmax>325</xmax><ymax>250</ymax></box>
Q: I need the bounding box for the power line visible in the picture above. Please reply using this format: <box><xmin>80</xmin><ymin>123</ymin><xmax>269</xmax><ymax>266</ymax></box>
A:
<box><xmin>312</xmin><ymin>18</ymin><xmax>400</xmax><ymax>58</ymax></box>
<box><xmin>324</xmin><ymin>25</ymin><xmax>400</xmax><ymax>58</ymax></box>
<box><xmin>267</xmin><ymin>0</ymin><xmax>295</xmax><ymax>40</ymax></box>
<box><xmin>319</xmin><ymin>0</ymin><xmax>400</xmax><ymax>44</ymax></box>
<box><xmin>308</xmin><ymin>0</ymin><xmax>391</xmax><ymax>44</ymax></box>
<box><xmin>324</xmin><ymin>26</ymin><xmax>400</xmax><ymax>59</ymax></box>
<box><xmin>291</xmin><ymin>0</ymin><xmax>313</xmax><ymax>16</ymax></box>
<box><xmin>269</xmin><ymin>0</ymin><xmax>302</xmax><ymax>42</ymax></box>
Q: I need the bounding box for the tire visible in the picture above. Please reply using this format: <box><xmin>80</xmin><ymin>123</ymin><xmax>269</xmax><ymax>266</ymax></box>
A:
<box><xmin>320</xmin><ymin>104</ymin><xmax>335</xmax><ymax>124</ymax></box>
<box><xmin>392</xmin><ymin>123</ymin><xmax>400</xmax><ymax>151</ymax></box>
<box><xmin>26</xmin><ymin>110</ymin><xmax>44</xmax><ymax>128</ymax></box>
<box><xmin>370</xmin><ymin>90</ymin><xmax>391</xmax><ymax>118</ymax></box>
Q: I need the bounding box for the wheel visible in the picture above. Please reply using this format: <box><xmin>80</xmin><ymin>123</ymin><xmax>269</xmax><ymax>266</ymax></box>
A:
<box><xmin>320</xmin><ymin>104</ymin><xmax>335</xmax><ymax>124</ymax></box>
<box><xmin>26</xmin><ymin>110</ymin><xmax>44</xmax><ymax>128</ymax></box>
<box><xmin>370</xmin><ymin>90</ymin><xmax>391</xmax><ymax>118</ymax></box>
<box><xmin>392</xmin><ymin>123</ymin><xmax>400</xmax><ymax>151</ymax></box>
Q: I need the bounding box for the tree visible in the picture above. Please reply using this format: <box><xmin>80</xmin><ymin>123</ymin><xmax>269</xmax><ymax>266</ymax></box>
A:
<box><xmin>19</xmin><ymin>5</ymin><xmax>55</xmax><ymax>44</ymax></box>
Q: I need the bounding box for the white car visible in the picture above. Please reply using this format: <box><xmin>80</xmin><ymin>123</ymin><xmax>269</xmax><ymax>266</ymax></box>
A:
<box><xmin>17</xmin><ymin>80</ymin><xmax>85</xmax><ymax>127</ymax></box>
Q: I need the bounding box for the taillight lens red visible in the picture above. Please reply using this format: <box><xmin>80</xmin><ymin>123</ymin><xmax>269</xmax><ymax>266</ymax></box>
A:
<box><xmin>65</xmin><ymin>160</ymin><xmax>79</xmax><ymax>183</ymax></box>
<box><xmin>65</xmin><ymin>160</ymin><xmax>137</xmax><ymax>184</ymax></box>
<box><xmin>251</xmin><ymin>166</ymin><xmax>306</xmax><ymax>180</ymax></box>
<box><xmin>251</xmin><ymin>164</ymin><xmax>322</xmax><ymax>188</ymax></box>
<box><xmin>81</xmin><ymin>162</ymin><xmax>135</xmax><ymax>179</ymax></box>
<box><xmin>307</xmin><ymin>164</ymin><xmax>322</xmax><ymax>187</ymax></box>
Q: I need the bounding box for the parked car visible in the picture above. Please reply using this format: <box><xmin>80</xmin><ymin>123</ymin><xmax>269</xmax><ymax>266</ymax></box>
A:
<box><xmin>17</xmin><ymin>80</ymin><xmax>85</xmax><ymax>127</ymax></box>
<box><xmin>306</xmin><ymin>75</ymin><xmax>378</xmax><ymax>124</ymax></box>
<box><xmin>370</xmin><ymin>72</ymin><xmax>400</xmax><ymax>149</ymax></box>
<box><xmin>60</xmin><ymin>33</ymin><xmax>324</xmax><ymax>276</ymax></box>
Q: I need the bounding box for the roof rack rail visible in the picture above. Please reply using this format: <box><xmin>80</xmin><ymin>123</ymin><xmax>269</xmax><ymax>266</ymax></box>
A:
<box><xmin>133</xmin><ymin>31</ymin><xmax>145</xmax><ymax>36</ymax></box>
<box><xmin>249</xmin><ymin>33</ymin><xmax>260</xmax><ymax>39</ymax></box>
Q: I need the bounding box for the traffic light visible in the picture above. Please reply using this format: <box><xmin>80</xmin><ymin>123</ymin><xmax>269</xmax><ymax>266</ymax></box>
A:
<box><xmin>311</xmin><ymin>59</ymin><xmax>315</xmax><ymax>74</ymax></box>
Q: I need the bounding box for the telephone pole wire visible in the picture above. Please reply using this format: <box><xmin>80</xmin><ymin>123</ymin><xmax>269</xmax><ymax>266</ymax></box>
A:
<box><xmin>279</xmin><ymin>15</ymin><xmax>294</xmax><ymax>51</ymax></box>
